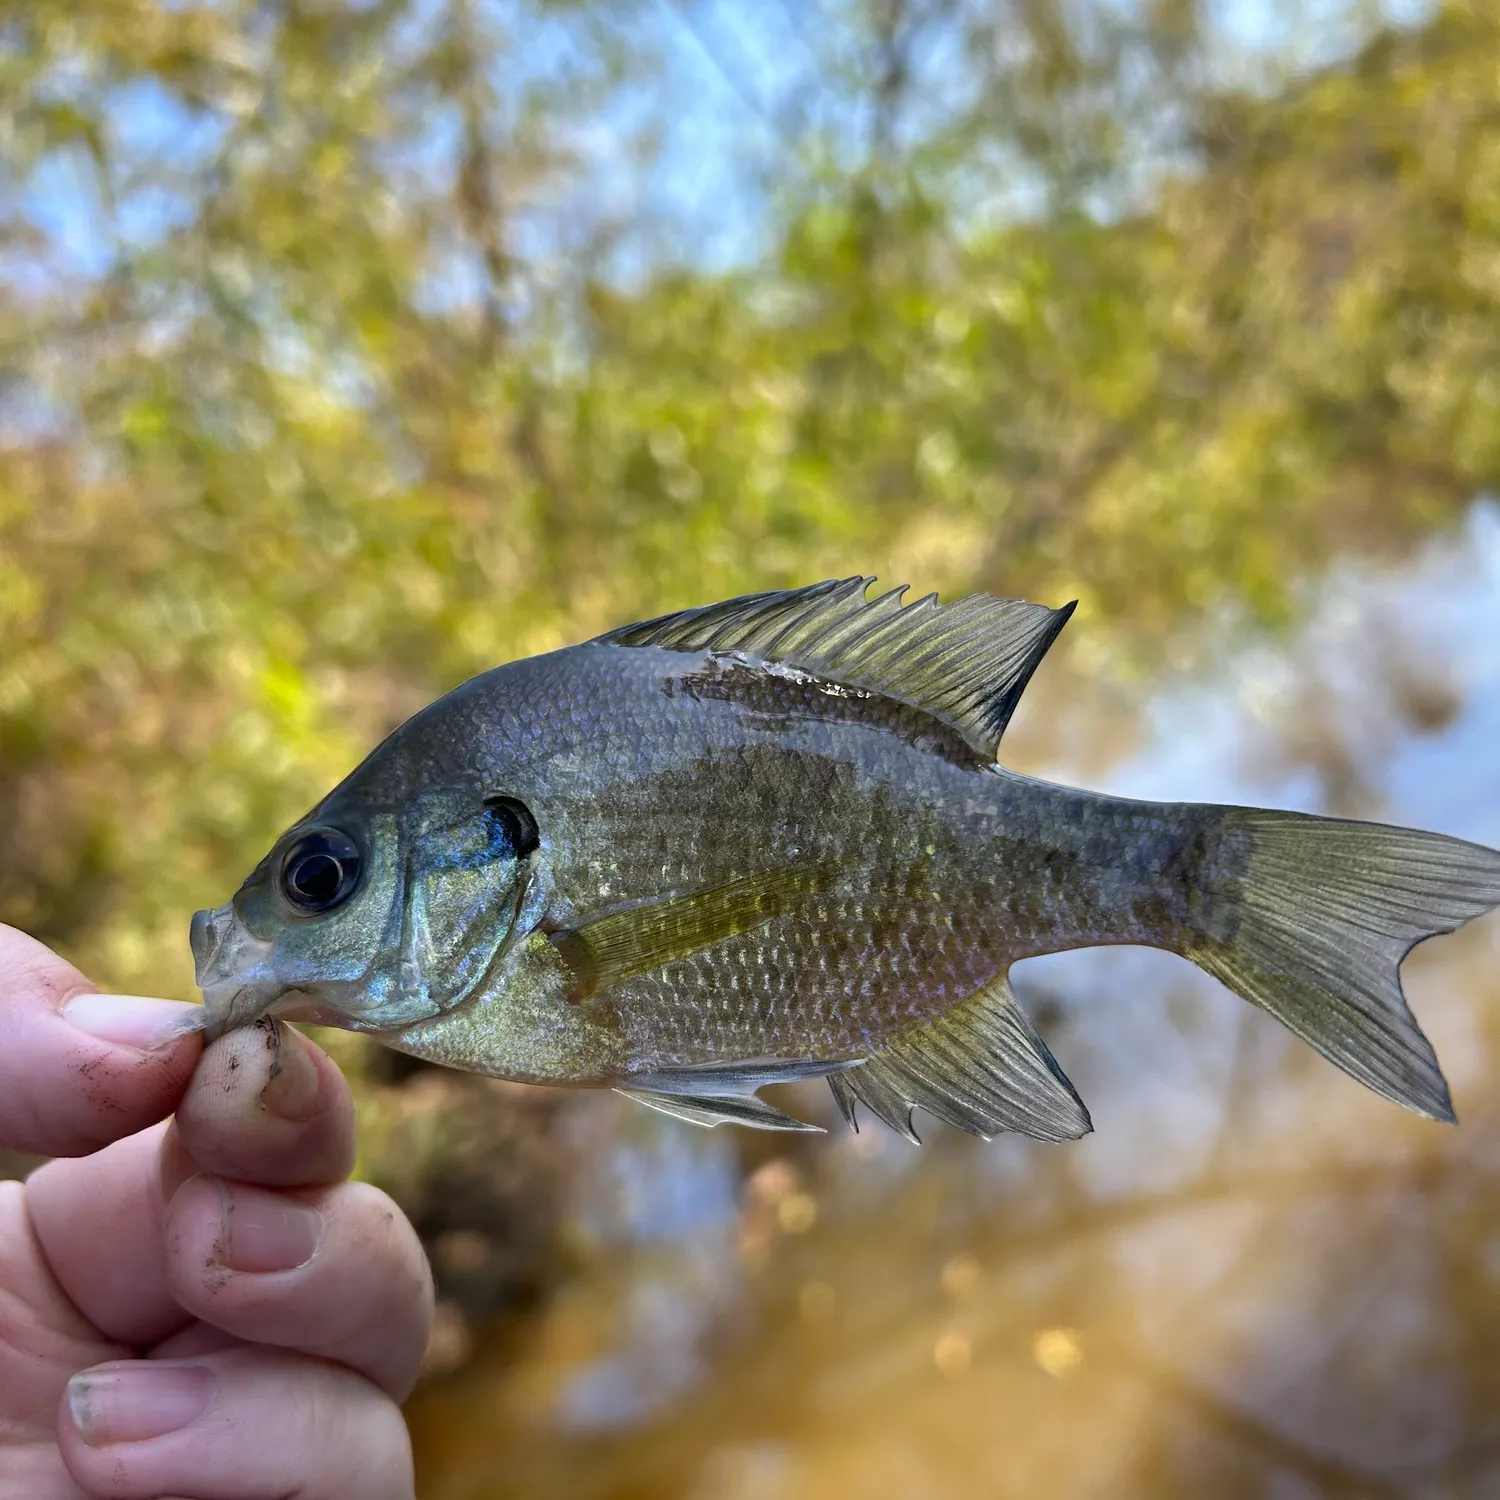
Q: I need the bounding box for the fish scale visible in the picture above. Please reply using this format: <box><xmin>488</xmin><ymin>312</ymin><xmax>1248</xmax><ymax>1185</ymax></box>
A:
<box><xmin>192</xmin><ymin>579</ymin><xmax>1500</xmax><ymax>1140</ymax></box>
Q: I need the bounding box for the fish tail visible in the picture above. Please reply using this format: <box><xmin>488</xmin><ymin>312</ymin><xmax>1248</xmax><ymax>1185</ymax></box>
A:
<box><xmin>1178</xmin><ymin>807</ymin><xmax>1500</xmax><ymax>1121</ymax></box>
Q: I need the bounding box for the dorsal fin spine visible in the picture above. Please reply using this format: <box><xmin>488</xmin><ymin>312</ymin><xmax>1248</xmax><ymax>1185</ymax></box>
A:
<box><xmin>808</xmin><ymin>583</ymin><xmax>907</xmax><ymax>660</ymax></box>
<box><xmin>596</xmin><ymin>578</ymin><xmax>1074</xmax><ymax>759</ymax></box>
<box><xmin>762</xmin><ymin>576</ymin><xmax>871</xmax><ymax>657</ymax></box>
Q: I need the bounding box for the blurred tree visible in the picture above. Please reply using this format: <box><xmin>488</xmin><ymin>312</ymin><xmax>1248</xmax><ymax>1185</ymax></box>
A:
<box><xmin>0</xmin><ymin>0</ymin><xmax>1495</xmax><ymax>1001</ymax></box>
<box><xmin>5</xmin><ymin>0</ymin><xmax>1500</xmax><ymax>1447</ymax></box>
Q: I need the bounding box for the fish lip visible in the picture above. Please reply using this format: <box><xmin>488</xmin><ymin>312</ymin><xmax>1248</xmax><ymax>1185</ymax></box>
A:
<box><xmin>190</xmin><ymin>904</ymin><xmax>232</xmax><ymax>986</ymax></box>
<box><xmin>189</xmin><ymin>908</ymin><xmax>216</xmax><ymax>979</ymax></box>
<box><xmin>200</xmin><ymin>977</ymin><xmax>285</xmax><ymax>1042</ymax></box>
<box><xmin>200</xmin><ymin>982</ymin><xmax>350</xmax><ymax>1041</ymax></box>
<box><xmin>192</xmin><ymin>902</ymin><xmax>281</xmax><ymax>1039</ymax></box>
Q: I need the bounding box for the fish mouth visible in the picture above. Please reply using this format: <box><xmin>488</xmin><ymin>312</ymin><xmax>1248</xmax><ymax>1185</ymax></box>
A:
<box><xmin>198</xmin><ymin>981</ymin><xmax>282</xmax><ymax>1042</ymax></box>
<box><xmin>190</xmin><ymin>906</ymin><xmax>230</xmax><ymax>986</ymax></box>
<box><xmin>200</xmin><ymin>981</ymin><xmax>351</xmax><ymax>1041</ymax></box>
<box><xmin>191</xmin><ymin>903</ymin><xmax>281</xmax><ymax>1042</ymax></box>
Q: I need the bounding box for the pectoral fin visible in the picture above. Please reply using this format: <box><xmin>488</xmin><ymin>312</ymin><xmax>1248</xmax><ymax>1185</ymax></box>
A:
<box><xmin>550</xmin><ymin>863</ymin><xmax>837</xmax><ymax>1001</ymax></box>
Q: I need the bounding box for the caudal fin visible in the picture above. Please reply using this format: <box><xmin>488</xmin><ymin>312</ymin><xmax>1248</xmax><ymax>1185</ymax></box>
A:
<box><xmin>1184</xmin><ymin>809</ymin><xmax>1500</xmax><ymax>1122</ymax></box>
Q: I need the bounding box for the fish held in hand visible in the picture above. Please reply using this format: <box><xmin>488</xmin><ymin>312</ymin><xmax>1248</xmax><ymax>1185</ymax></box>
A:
<box><xmin>190</xmin><ymin>579</ymin><xmax>1500</xmax><ymax>1139</ymax></box>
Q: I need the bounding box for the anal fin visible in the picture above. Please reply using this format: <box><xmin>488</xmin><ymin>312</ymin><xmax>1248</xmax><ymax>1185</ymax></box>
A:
<box><xmin>832</xmin><ymin>974</ymin><xmax>1092</xmax><ymax>1144</ymax></box>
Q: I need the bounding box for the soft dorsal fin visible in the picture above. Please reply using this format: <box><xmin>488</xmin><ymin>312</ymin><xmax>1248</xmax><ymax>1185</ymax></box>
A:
<box><xmin>597</xmin><ymin>578</ymin><xmax>1075</xmax><ymax>759</ymax></box>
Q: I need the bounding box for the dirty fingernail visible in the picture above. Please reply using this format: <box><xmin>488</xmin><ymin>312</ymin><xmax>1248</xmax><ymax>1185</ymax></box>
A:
<box><xmin>67</xmin><ymin>1363</ymin><xmax>213</xmax><ymax>1446</ymax></box>
<box><xmin>221</xmin><ymin>1180</ymin><xmax>323</xmax><ymax>1272</ymax></box>
<box><xmin>62</xmin><ymin>994</ymin><xmax>205</xmax><ymax>1051</ymax></box>
<box><xmin>259</xmin><ymin>1022</ymin><xmax>322</xmax><ymax>1122</ymax></box>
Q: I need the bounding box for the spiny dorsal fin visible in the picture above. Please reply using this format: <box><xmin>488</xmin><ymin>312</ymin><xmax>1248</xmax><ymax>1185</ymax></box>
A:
<box><xmin>597</xmin><ymin>578</ymin><xmax>1076</xmax><ymax>760</ymax></box>
<box><xmin>828</xmin><ymin>973</ymin><xmax>1092</xmax><ymax>1144</ymax></box>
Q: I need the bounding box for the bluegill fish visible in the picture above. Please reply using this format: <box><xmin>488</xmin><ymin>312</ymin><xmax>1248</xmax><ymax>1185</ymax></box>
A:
<box><xmin>191</xmin><ymin>580</ymin><xmax>1500</xmax><ymax>1138</ymax></box>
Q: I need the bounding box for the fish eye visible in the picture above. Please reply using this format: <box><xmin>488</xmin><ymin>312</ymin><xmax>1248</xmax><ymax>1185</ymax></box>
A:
<box><xmin>280</xmin><ymin>827</ymin><xmax>363</xmax><ymax>914</ymax></box>
<box><xmin>483</xmin><ymin>796</ymin><xmax>540</xmax><ymax>859</ymax></box>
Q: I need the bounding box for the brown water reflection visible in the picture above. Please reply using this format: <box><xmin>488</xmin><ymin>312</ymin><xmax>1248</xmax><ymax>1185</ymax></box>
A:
<box><xmin>407</xmin><ymin>511</ymin><xmax>1500</xmax><ymax>1500</ymax></box>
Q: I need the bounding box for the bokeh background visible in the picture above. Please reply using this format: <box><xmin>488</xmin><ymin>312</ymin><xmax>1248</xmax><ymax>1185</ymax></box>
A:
<box><xmin>5</xmin><ymin>1</ymin><xmax>1500</xmax><ymax>1495</ymax></box>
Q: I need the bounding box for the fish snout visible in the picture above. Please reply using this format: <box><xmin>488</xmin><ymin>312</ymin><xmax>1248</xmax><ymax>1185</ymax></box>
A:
<box><xmin>189</xmin><ymin>903</ymin><xmax>281</xmax><ymax>1040</ymax></box>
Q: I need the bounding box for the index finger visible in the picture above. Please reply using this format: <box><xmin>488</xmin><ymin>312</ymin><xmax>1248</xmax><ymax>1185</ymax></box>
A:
<box><xmin>0</xmin><ymin>925</ymin><xmax>202</xmax><ymax>1157</ymax></box>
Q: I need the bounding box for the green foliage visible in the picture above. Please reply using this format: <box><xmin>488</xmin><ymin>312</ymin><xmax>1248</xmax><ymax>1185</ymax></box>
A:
<box><xmin>2</xmin><ymin>0</ymin><xmax>1497</xmax><ymax>993</ymax></box>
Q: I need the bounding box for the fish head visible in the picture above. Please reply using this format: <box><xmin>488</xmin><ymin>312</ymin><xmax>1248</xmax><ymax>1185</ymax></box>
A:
<box><xmin>191</xmin><ymin>786</ymin><xmax>543</xmax><ymax>1042</ymax></box>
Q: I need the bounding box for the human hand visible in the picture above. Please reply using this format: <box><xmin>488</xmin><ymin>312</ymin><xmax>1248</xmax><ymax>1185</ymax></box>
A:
<box><xmin>0</xmin><ymin>925</ymin><xmax>432</xmax><ymax>1499</ymax></box>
